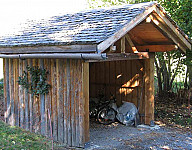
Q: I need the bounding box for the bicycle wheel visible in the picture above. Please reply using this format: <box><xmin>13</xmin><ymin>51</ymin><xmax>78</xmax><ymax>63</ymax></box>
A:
<box><xmin>97</xmin><ymin>107</ymin><xmax>116</xmax><ymax>125</ymax></box>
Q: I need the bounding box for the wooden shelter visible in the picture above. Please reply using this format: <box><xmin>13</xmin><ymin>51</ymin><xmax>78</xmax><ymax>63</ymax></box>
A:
<box><xmin>0</xmin><ymin>2</ymin><xmax>191</xmax><ymax>148</ymax></box>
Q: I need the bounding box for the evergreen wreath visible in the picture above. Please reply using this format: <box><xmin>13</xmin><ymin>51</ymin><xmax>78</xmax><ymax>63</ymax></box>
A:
<box><xmin>18</xmin><ymin>66</ymin><xmax>51</xmax><ymax>96</ymax></box>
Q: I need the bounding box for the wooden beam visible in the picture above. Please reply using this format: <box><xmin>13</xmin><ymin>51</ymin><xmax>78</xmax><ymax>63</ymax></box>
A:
<box><xmin>0</xmin><ymin>45</ymin><xmax>97</xmax><ymax>54</ymax></box>
<box><xmin>121</xmin><ymin>36</ymin><xmax>125</xmax><ymax>53</ymax></box>
<box><xmin>144</xmin><ymin>53</ymin><xmax>155</xmax><ymax>125</ymax></box>
<box><xmin>125</xmin><ymin>34</ymin><xmax>138</xmax><ymax>53</ymax></box>
<box><xmin>153</xmin><ymin>7</ymin><xmax>191</xmax><ymax>50</ymax></box>
<box><xmin>136</xmin><ymin>44</ymin><xmax>177</xmax><ymax>52</ymax></box>
<box><xmin>97</xmin><ymin>5</ymin><xmax>156</xmax><ymax>53</ymax></box>
<box><xmin>87</xmin><ymin>52</ymin><xmax>149</xmax><ymax>62</ymax></box>
<box><xmin>128</xmin><ymin>32</ymin><xmax>147</xmax><ymax>45</ymax></box>
<box><xmin>149</xmin><ymin>14</ymin><xmax>188</xmax><ymax>53</ymax></box>
<box><xmin>82</xmin><ymin>62</ymin><xmax>89</xmax><ymax>144</ymax></box>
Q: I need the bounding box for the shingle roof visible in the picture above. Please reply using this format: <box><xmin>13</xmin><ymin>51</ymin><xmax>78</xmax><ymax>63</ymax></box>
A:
<box><xmin>0</xmin><ymin>2</ymin><xmax>157</xmax><ymax>47</ymax></box>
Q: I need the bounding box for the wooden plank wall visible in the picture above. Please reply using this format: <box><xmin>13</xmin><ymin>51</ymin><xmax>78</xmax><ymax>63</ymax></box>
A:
<box><xmin>3</xmin><ymin>58</ymin><xmax>89</xmax><ymax>148</ymax></box>
<box><xmin>90</xmin><ymin>60</ymin><xmax>144</xmax><ymax>109</ymax></box>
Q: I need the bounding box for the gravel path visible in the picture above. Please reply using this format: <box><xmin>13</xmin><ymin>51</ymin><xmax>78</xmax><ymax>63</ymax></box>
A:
<box><xmin>89</xmin><ymin>121</ymin><xmax>192</xmax><ymax>150</ymax></box>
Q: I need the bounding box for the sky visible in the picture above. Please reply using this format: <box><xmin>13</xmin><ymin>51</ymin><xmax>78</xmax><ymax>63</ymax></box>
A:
<box><xmin>0</xmin><ymin>0</ymin><xmax>88</xmax><ymax>35</ymax></box>
<box><xmin>0</xmin><ymin>0</ymin><xmax>88</xmax><ymax>79</ymax></box>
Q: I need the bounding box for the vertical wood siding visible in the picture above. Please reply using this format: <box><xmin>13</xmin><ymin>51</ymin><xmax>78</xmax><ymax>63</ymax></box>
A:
<box><xmin>90</xmin><ymin>60</ymin><xmax>144</xmax><ymax>111</ymax></box>
<box><xmin>3</xmin><ymin>58</ymin><xmax>89</xmax><ymax>147</ymax></box>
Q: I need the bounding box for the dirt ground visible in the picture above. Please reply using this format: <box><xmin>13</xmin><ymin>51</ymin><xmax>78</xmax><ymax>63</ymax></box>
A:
<box><xmin>89</xmin><ymin>121</ymin><xmax>192</xmax><ymax>150</ymax></box>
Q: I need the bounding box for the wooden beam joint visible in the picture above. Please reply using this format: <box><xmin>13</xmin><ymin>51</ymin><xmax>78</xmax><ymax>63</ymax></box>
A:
<box><xmin>125</xmin><ymin>34</ymin><xmax>139</xmax><ymax>53</ymax></box>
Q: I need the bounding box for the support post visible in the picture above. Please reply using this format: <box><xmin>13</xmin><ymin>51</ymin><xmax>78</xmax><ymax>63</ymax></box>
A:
<box><xmin>121</xmin><ymin>36</ymin><xmax>125</xmax><ymax>53</ymax></box>
<box><xmin>144</xmin><ymin>53</ymin><xmax>155</xmax><ymax>125</ymax></box>
<box><xmin>82</xmin><ymin>62</ymin><xmax>89</xmax><ymax>147</ymax></box>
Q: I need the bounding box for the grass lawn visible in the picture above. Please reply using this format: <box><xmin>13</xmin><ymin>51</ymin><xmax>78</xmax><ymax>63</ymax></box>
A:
<box><xmin>0</xmin><ymin>121</ymin><xmax>51</xmax><ymax>150</ymax></box>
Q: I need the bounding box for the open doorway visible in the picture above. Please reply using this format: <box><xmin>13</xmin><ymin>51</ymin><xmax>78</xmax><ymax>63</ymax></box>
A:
<box><xmin>89</xmin><ymin>60</ymin><xmax>145</xmax><ymax>128</ymax></box>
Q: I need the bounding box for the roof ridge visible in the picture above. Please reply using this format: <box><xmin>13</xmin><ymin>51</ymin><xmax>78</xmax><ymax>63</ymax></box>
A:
<box><xmin>75</xmin><ymin>1</ymin><xmax>157</xmax><ymax>14</ymax></box>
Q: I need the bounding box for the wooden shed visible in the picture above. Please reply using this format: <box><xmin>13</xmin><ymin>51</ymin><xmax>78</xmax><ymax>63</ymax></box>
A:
<box><xmin>0</xmin><ymin>2</ymin><xmax>191</xmax><ymax>148</ymax></box>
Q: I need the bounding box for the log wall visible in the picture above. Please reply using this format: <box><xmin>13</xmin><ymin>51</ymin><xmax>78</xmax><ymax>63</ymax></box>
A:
<box><xmin>3</xmin><ymin>58</ymin><xmax>89</xmax><ymax>148</ymax></box>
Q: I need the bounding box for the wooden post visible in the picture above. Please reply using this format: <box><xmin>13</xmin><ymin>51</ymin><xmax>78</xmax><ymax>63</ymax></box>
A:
<box><xmin>63</xmin><ymin>59</ymin><xmax>68</xmax><ymax>145</ymax></box>
<box><xmin>57</xmin><ymin>59</ymin><xmax>64</xmax><ymax>142</ymax></box>
<box><xmin>40</xmin><ymin>59</ymin><xmax>46</xmax><ymax>135</ymax></box>
<box><xmin>66</xmin><ymin>59</ymin><xmax>72</xmax><ymax>146</ymax></box>
<box><xmin>4</xmin><ymin>59</ymin><xmax>10</xmax><ymax>123</ymax></box>
<box><xmin>51</xmin><ymin>59</ymin><xmax>58</xmax><ymax>141</ymax></box>
<box><xmin>14</xmin><ymin>59</ymin><xmax>19</xmax><ymax>127</ymax></box>
<box><xmin>75</xmin><ymin>60</ymin><xmax>80</xmax><ymax>146</ymax></box>
<box><xmin>28</xmin><ymin>59</ymin><xmax>33</xmax><ymax>132</ymax></box>
<box><xmin>9</xmin><ymin>59</ymin><xmax>15</xmax><ymax>126</ymax></box>
<box><xmin>121</xmin><ymin>36</ymin><xmax>125</xmax><ymax>53</ymax></box>
<box><xmin>144</xmin><ymin>53</ymin><xmax>155</xmax><ymax>125</ymax></box>
<box><xmin>19</xmin><ymin>59</ymin><xmax>24</xmax><ymax>127</ymax></box>
<box><xmin>82</xmin><ymin>62</ymin><xmax>89</xmax><ymax>146</ymax></box>
<box><xmin>24</xmin><ymin>59</ymin><xmax>29</xmax><ymax>130</ymax></box>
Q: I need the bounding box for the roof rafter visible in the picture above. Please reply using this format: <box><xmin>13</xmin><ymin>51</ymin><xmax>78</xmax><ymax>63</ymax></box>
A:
<box><xmin>125</xmin><ymin>34</ymin><xmax>138</xmax><ymax>53</ymax></box>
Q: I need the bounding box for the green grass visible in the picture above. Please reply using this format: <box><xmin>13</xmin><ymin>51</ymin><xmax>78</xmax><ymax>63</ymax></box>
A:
<box><xmin>0</xmin><ymin>121</ymin><xmax>51</xmax><ymax>149</ymax></box>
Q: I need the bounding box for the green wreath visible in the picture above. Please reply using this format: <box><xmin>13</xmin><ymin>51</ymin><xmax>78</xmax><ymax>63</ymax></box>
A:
<box><xmin>18</xmin><ymin>66</ymin><xmax>51</xmax><ymax>96</ymax></box>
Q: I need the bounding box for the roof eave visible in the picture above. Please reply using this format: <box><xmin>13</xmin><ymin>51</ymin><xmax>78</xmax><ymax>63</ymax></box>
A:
<box><xmin>0</xmin><ymin>44</ymin><xmax>98</xmax><ymax>54</ymax></box>
<box><xmin>97</xmin><ymin>4</ymin><xmax>191</xmax><ymax>54</ymax></box>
